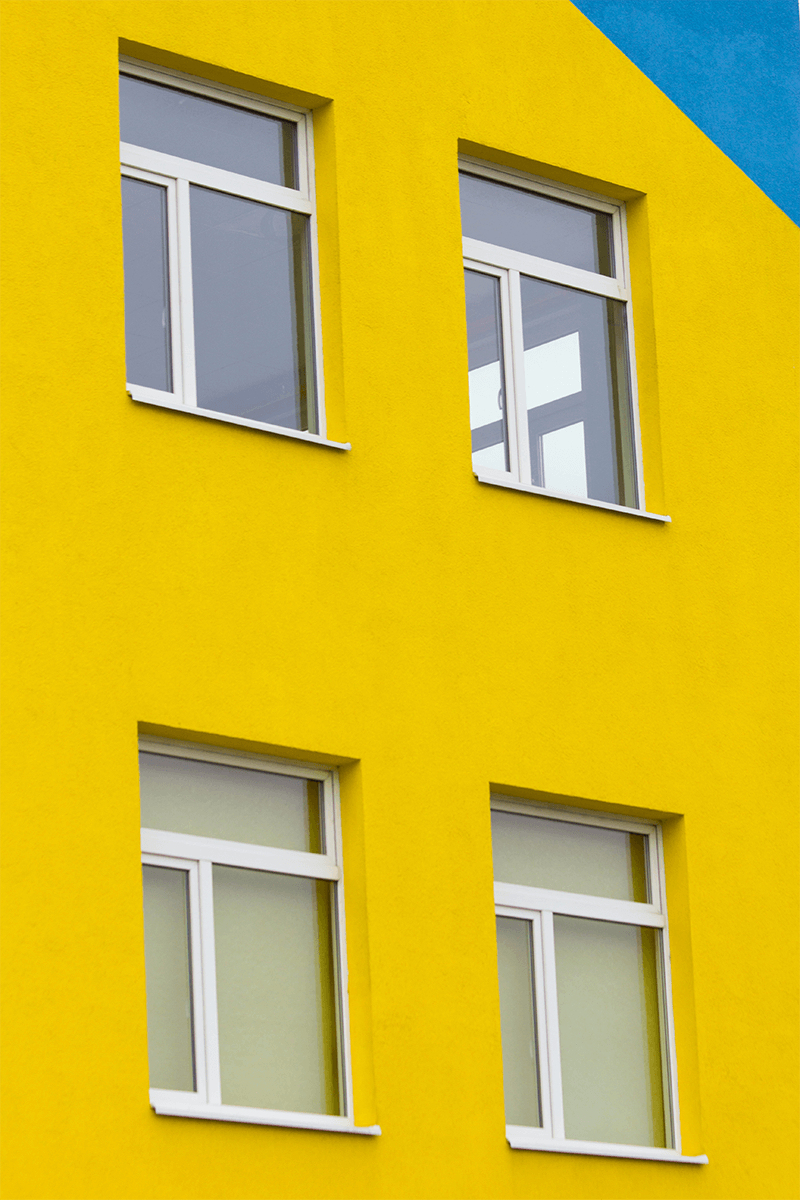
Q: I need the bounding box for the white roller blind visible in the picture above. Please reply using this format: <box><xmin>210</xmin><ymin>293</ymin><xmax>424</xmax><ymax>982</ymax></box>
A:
<box><xmin>213</xmin><ymin>865</ymin><xmax>340</xmax><ymax>1114</ymax></box>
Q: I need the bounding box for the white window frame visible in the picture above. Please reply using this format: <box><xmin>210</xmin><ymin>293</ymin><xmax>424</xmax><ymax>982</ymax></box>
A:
<box><xmin>121</xmin><ymin>59</ymin><xmax>349</xmax><ymax>451</ymax></box>
<box><xmin>139</xmin><ymin>737</ymin><xmax>379</xmax><ymax>1135</ymax></box>
<box><xmin>492</xmin><ymin>797</ymin><xmax>706</xmax><ymax>1164</ymax></box>
<box><xmin>461</xmin><ymin>157</ymin><xmax>669</xmax><ymax>522</ymax></box>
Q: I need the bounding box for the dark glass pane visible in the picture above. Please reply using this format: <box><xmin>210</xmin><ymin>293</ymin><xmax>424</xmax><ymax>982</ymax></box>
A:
<box><xmin>120</xmin><ymin>75</ymin><xmax>297</xmax><ymax>187</ymax></box>
<box><xmin>460</xmin><ymin>173</ymin><xmax>614</xmax><ymax>276</ymax></box>
<box><xmin>520</xmin><ymin>276</ymin><xmax>635</xmax><ymax>506</ymax></box>
<box><xmin>190</xmin><ymin>187</ymin><xmax>315</xmax><ymax>431</ymax></box>
<box><xmin>465</xmin><ymin>270</ymin><xmax>509</xmax><ymax>472</ymax></box>
<box><xmin>121</xmin><ymin>177</ymin><xmax>172</xmax><ymax>391</ymax></box>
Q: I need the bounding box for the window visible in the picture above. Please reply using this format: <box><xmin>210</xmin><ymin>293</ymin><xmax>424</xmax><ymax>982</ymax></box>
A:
<box><xmin>461</xmin><ymin>160</ymin><xmax>649</xmax><ymax>514</ymax></box>
<box><xmin>120</xmin><ymin>62</ymin><xmax>335</xmax><ymax>444</ymax></box>
<box><xmin>492</xmin><ymin>799</ymin><xmax>703</xmax><ymax>1163</ymax></box>
<box><xmin>139</xmin><ymin>739</ymin><xmax>376</xmax><ymax>1134</ymax></box>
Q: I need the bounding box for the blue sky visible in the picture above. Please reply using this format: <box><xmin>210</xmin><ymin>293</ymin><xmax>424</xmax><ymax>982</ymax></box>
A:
<box><xmin>571</xmin><ymin>0</ymin><xmax>799</xmax><ymax>223</ymax></box>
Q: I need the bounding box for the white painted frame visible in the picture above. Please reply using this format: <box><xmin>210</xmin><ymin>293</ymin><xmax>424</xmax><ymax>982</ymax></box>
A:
<box><xmin>120</xmin><ymin>60</ymin><xmax>346</xmax><ymax>449</ymax></box>
<box><xmin>461</xmin><ymin>158</ymin><xmax>668</xmax><ymax>522</ymax></box>
<box><xmin>139</xmin><ymin>736</ymin><xmax>379</xmax><ymax>1135</ymax></box>
<box><xmin>491</xmin><ymin>797</ymin><xmax>705</xmax><ymax>1165</ymax></box>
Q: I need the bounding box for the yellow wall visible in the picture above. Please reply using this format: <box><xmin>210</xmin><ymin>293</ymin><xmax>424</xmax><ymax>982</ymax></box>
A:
<box><xmin>1</xmin><ymin>2</ymin><xmax>797</xmax><ymax>1197</ymax></box>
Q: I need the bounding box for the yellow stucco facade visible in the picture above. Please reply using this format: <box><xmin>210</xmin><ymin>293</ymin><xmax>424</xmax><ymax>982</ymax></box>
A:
<box><xmin>1</xmin><ymin>2</ymin><xmax>797</xmax><ymax>1198</ymax></box>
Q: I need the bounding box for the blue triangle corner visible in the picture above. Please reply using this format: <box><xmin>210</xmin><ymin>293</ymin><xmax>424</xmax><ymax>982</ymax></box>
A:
<box><xmin>571</xmin><ymin>0</ymin><xmax>800</xmax><ymax>224</ymax></box>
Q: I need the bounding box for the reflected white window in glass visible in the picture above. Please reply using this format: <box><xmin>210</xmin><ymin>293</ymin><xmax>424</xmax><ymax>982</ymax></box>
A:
<box><xmin>120</xmin><ymin>63</ymin><xmax>323</xmax><ymax>436</ymax></box>
<box><xmin>491</xmin><ymin>801</ymin><xmax>684</xmax><ymax>1158</ymax></box>
<box><xmin>461</xmin><ymin>164</ymin><xmax>642</xmax><ymax>509</ymax></box>
<box><xmin>139</xmin><ymin>741</ymin><xmax>361</xmax><ymax>1132</ymax></box>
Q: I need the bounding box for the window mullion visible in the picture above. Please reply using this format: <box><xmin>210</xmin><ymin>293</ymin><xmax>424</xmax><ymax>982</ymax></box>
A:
<box><xmin>329</xmin><ymin>883</ymin><xmax>349</xmax><ymax>1117</ymax></box>
<box><xmin>185</xmin><ymin>860</ymin><xmax>208</xmax><ymax>1103</ymax></box>
<box><xmin>506</xmin><ymin>269</ymin><xmax>531</xmax><ymax>486</ymax></box>
<box><xmin>655</xmin><ymin>827</ymin><xmax>681</xmax><ymax>1152</ymax></box>
<box><xmin>626</xmin><ymin>286</ymin><xmax>645</xmax><ymax>508</ymax></box>
<box><xmin>653</xmin><ymin>927</ymin><xmax>677</xmax><ymax>1151</ymax></box>
<box><xmin>175</xmin><ymin>177</ymin><xmax>198</xmax><ymax>408</ymax></box>
<box><xmin>529</xmin><ymin>912</ymin><xmax>553</xmax><ymax>1137</ymax></box>
<box><xmin>294</xmin><ymin>110</ymin><xmax>310</xmax><ymax>199</ymax></box>
<box><xmin>197</xmin><ymin>859</ymin><xmax>222</xmax><ymax>1106</ymax></box>
<box><xmin>616</xmin><ymin>203</ymin><xmax>646</xmax><ymax>508</ymax></box>
<box><xmin>646</xmin><ymin>829</ymin><xmax>661</xmax><ymax>906</ymax></box>
<box><xmin>162</xmin><ymin>177</ymin><xmax>184</xmax><ymax>404</ymax></box>
<box><xmin>325</xmin><ymin>771</ymin><xmax>352</xmax><ymax>1118</ymax></box>
<box><xmin>539</xmin><ymin>910</ymin><xmax>565</xmax><ymax>1140</ymax></box>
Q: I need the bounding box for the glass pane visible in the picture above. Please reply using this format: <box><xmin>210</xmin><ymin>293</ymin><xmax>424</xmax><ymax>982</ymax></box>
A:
<box><xmin>120</xmin><ymin>75</ymin><xmax>297</xmax><ymax>187</ymax></box>
<box><xmin>459</xmin><ymin>173</ymin><xmax>613</xmax><ymax>276</ymax></box>
<box><xmin>520</xmin><ymin>276</ymin><xmax>636</xmax><ymax>507</ymax></box>
<box><xmin>213</xmin><ymin>866</ymin><xmax>340</xmax><ymax>1114</ymax></box>
<box><xmin>121</xmin><ymin>177</ymin><xmax>172</xmax><ymax>391</ymax></box>
<box><xmin>491</xmin><ymin>809</ymin><xmax>648</xmax><ymax>902</ymax></box>
<box><xmin>140</xmin><ymin>753</ymin><xmax>323</xmax><ymax>851</ymax></box>
<box><xmin>142</xmin><ymin>865</ymin><xmax>195</xmax><ymax>1091</ymax></box>
<box><xmin>190</xmin><ymin>187</ymin><xmax>315</xmax><ymax>431</ymax></box>
<box><xmin>465</xmin><ymin>270</ymin><xmax>509</xmax><ymax>472</ymax></box>
<box><xmin>554</xmin><ymin>916</ymin><xmax>667</xmax><ymax>1147</ymax></box>
<box><xmin>496</xmin><ymin>917</ymin><xmax>542</xmax><ymax>1127</ymax></box>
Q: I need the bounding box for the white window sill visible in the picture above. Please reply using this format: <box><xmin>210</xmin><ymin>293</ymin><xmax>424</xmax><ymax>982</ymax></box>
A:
<box><xmin>475</xmin><ymin>474</ymin><xmax>670</xmax><ymax>522</ymax></box>
<box><xmin>506</xmin><ymin>1128</ymin><xmax>706</xmax><ymax>1164</ymax></box>
<box><xmin>152</xmin><ymin>1099</ymin><xmax>380</xmax><ymax>1135</ymax></box>
<box><xmin>129</xmin><ymin>392</ymin><xmax>351</xmax><ymax>450</ymax></box>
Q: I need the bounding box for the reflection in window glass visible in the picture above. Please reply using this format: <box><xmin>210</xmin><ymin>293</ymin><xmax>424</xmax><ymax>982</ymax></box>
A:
<box><xmin>120</xmin><ymin>75</ymin><xmax>297</xmax><ymax>187</ymax></box>
<box><xmin>121</xmin><ymin>177</ymin><xmax>172</xmax><ymax>392</ymax></box>
<box><xmin>520</xmin><ymin>276</ymin><xmax>635</xmax><ymax>507</ymax></box>
<box><xmin>465</xmin><ymin>270</ymin><xmax>509</xmax><ymax>472</ymax></box>
<box><xmin>555</xmin><ymin>916</ymin><xmax>666</xmax><ymax>1147</ymax></box>
<box><xmin>190</xmin><ymin>188</ymin><xmax>316</xmax><ymax>431</ymax></box>
<box><xmin>524</xmin><ymin>332</ymin><xmax>582</xmax><ymax>410</ymax></box>
<box><xmin>542</xmin><ymin>422</ymin><xmax>588</xmax><ymax>498</ymax></box>
<box><xmin>459</xmin><ymin>173</ymin><xmax>614</xmax><ymax>276</ymax></box>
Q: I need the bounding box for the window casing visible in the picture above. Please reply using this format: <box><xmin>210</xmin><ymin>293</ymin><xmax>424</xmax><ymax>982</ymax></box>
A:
<box><xmin>120</xmin><ymin>61</ymin><xmax>331</xmax><ymax>443</ymax></box>
<box><xmin>461</xmin><ymin>159</ymin><xmax>648</xmax><ymax>514</ymax></box>
<box><xmin>139</xmin><ymin>738</ymin><xmax>376</xmax><ymax>1134</ymax></box>
<box><xmin>491</xmin><ymin>798</ymin><xmax>700</xmax><ymax>1163</ymax></box>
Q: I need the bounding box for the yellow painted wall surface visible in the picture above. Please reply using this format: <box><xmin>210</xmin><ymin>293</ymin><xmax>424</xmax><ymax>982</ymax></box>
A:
<box><xmin>1</xmin><ymin>2</ymin><xmax>797</xmax><ymax>1198</ymax></box>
